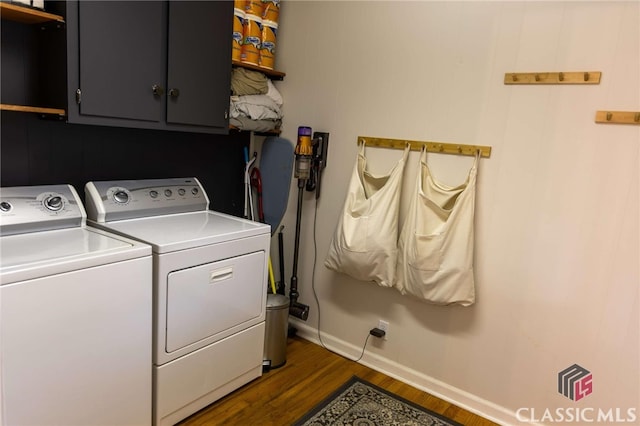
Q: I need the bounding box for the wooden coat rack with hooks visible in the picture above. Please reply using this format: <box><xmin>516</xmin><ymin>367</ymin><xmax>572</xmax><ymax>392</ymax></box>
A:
<box><xmin>504</xmin><ymin>71</ymin><xmax>601</xmax><ymax>85</ymax></box>
<box><xmin>595</xmin><ymin>110</ymin><xmax>640</xmax><ymax>125</ymax></box>
<box><xmin>357</xmin><ymin>136</ymin><xmax>492</xmax><ymax>158</ymax></box>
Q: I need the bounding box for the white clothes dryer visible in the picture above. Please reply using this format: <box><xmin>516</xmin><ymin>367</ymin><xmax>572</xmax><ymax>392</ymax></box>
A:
<box><xmin>84</xmin><ymin>177</ymin><xmax>270</xmax><ymax>426</ymax></box>
<box><xmin>0</xmin><ymin>184</ymin><xmax>152</xmax><ymax>426</ymax></box>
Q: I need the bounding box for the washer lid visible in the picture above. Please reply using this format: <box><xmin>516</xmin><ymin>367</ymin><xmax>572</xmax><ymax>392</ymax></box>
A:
<box><xmin>0</xmin><ymin>227</ymin><xmax>151</xmax><ymax>285</ymax></box>
<box><xmin>95</xmin><ymin>211</ymin><xmax>270</xmax><ymax>253</ymax></box>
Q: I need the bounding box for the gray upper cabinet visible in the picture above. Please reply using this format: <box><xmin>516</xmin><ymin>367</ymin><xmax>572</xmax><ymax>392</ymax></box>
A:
<box><xmin>66</xmin><ymin>0</ymin><xmax>233</xmax><ymax>134</ymax></box>
<box><xmin>167</xmin><ymin>1</ymin><xmax>232</xmax><ymax>128</ymax></box>
<box><xmin>75</xmin><ymin>1</ymin><xmax>165</xmax><ymax>123</ymax></box>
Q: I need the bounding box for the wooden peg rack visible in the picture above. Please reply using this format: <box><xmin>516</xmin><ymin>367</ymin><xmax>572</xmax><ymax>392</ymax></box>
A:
<box><xmin>357</xmin><ymin>136</ymin><xmax>491</xmax><ymax>158</ymax></box>
<box><xmin>595</xmin><ymin>111</ymin><xmax>640</xmax><ymax>125</ymax></box>
<box><xmin>504</xmin><ymin>71</ymin><xmax>601</xmax><ymax>85</ymax></box>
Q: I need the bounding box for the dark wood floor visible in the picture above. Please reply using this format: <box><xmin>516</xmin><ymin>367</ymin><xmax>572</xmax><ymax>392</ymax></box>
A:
<box><xmin>177</xmin><ymin>336</ymin><xmax>499</xmax><ymax>426</ymax></box>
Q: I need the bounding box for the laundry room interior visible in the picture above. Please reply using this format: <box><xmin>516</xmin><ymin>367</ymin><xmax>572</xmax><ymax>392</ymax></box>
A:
<box><xmin>1</xmin><ymin>1</ymin><xmax>638</xmax><ymax>426</ymax></box>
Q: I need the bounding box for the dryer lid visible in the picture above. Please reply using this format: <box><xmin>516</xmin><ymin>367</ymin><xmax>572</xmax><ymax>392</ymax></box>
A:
<box><xmin>92</xmin><ymin>210</ymin><xmax>270</xmax><ymax>253</ymax></box>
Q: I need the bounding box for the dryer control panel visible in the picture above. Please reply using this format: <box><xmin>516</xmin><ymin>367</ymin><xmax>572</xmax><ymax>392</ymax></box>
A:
<box><xmin>0</xmin><ymin>185</ymin><xmax>85</xmax><ymax>236</ymax></box>
<box><xmin>85</xmin><ymin>177</ymin><xmax>209</xmax><ymax>222</ymax></box>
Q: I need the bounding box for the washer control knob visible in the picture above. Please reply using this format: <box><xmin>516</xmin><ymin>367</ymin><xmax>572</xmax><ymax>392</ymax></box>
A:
<box><xmin>178</xmin><ymin>188</ymin><xmax>186</xmax><ymax>196</ymax></box>
<box><xmin>149</xmin><ymin>190</ymin><xmax>158</xmax><ymax>199</ymax></box>
<box><xmin>113</xmin><ymin>191</ymin><xmax>129</xmax><ymax>204</ymax></box>
<box><xmin>0</xmin><ymin>201</ymin><xmax>12</xmax><ymax>212</ymax></box>
<box><xmin>191</xmin><ymin>188</ymin><xmax>199</xmax><ymax>196</ymax></box>
<box><xmin>164</xmin><ymin>189</ymin><xmax>173</xmax><ymax>197</ymax></box>
<box><xmin>44</xmin><ymin>196</ymin><xmax>63</xmax><ymax>211</ymax></box>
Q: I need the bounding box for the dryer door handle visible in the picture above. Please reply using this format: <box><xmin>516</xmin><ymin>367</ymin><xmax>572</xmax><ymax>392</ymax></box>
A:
<box><xmin>209</xmin><ymin>267</ymin><xmax>233</xmax><ymax>283</ymax></box>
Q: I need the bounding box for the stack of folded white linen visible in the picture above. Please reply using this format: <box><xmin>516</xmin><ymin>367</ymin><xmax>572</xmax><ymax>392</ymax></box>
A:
<box><xmin>230</xmin><ymin>68</ymin><xmax>283</xmax><ymax>132</ymax></box>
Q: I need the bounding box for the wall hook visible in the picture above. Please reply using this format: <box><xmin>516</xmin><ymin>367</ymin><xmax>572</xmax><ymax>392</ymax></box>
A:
<box><xmin>584</xmin><ymin>72</ymin><xmax>589</xmax><ymax>81</ymax></box>
<box><xmin>535</xmin><ymin>74</ymin><xmax>540</xmax><ymax>81</ymax></box>
<box><xmin>635</xmin><ymin>113</ymin><xmax>640</xmax><ymax>122</ymax></box>
<box><xmin>512</xmin><ymin>74</ymin><xmax>518</xmax><ymax>82</ymax></box>
<box><xmin>606</xmin><ymin>112</ymin><xmax>612</xmax><ymax>121</ymax></box>
<box><xmin>558</xmin><ymin>72</ymin><xmax>564</xmax><ymax>81</ymax></box>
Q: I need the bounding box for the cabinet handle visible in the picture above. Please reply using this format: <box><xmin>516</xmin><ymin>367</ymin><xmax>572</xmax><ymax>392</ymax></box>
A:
<box><xmin>152</xmin><ymin>84</ymin><xmax>164</xmax><ymax>96</ymax></box>
<box><xmin>169</xmin><ymin>88</ymin><xmax>180</xmax><ymax>98</ymax></box>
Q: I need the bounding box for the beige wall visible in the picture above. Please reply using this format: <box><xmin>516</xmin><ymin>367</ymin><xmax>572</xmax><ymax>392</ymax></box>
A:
<box><xmin>273</xmin><ymin>1</ymin><xmax>639</xmax><ymax>424</ymax></box>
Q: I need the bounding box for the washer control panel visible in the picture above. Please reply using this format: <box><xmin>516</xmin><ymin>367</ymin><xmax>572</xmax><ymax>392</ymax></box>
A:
<box><xmin>0</xmin><ymin>184</ymin><xmax>85</xmax><ymax>236</ymax></box>
<box><xmin>85</xmin><ymin>178</ymin><xmax>209</xmax><ymax>223</ymax></box>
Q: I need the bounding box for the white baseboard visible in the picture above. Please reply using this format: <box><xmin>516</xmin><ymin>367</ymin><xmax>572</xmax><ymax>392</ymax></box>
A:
<box><xmin>289</xmin><ymin>318</ymin><xmax>519</xmax><ymax>426</ymax></box>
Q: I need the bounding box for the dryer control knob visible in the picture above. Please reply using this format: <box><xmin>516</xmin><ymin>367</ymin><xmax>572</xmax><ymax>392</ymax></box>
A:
<box><xmin>113</xmin><ymin>191</ymin><xmax>129</xmax><ymax>204</ymax></box>
<box><xmin>149</xmin><ymin>190</ymin><xmax>158</xmax><ymax>199</ymax></box>
<box><xmin>0</xmin><ymin>201</ymin><xmax>12</xmax><ymax>212</ymax></box>
<box><xmin>44</xmin><ymin>196</ymin><xmax>63</xmax><ymax>211</ymax></box>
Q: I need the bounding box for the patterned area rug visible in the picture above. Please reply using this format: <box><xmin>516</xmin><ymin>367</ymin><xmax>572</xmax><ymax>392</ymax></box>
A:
<box><xmin>294</xmin><ymin>376</ymin><xmax>463</xmax><ymax>426</ymax></box>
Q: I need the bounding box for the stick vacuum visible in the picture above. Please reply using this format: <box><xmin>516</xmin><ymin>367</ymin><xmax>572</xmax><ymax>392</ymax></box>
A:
<box><xmin>289</xmin><ymin>127</ymin><xmax>329</xmax><ymax>321</ymax></box>
<box><xmin>288</xmin><ymin>177</ymin><xmax>310</xmax><ymax>320</ymax></box>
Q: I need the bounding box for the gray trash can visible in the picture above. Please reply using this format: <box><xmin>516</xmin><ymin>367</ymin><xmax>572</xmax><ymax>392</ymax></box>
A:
<box><xmin>263</xmin><ymin>293</ymin><xmax>289</xmax><ymax>370</ymax></box>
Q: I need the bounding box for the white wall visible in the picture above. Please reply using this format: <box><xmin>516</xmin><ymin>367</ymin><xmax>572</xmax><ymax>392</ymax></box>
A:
<box><xmin>273</xmin><ymin>1</ymin><xmax>639</xmax><ymax>424</ymax></box>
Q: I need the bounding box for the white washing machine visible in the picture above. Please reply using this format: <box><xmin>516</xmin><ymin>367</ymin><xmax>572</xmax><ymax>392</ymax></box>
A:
<box><xmin>84</xmin><ymin>177</ymin><xmax>270</xmax><ymax>426</ymax></box>
<box><xmin>0</xmin><ymin>184</ymin><xmax>152</xmax><ymax>426</ymax></box>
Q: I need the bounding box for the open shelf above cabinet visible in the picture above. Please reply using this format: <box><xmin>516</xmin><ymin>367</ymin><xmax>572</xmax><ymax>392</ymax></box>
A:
<box><xmin>1</xmin><ymin>3</ymin><xmax>66</xmax><ymax>116</ymax></box>
<box><xmin>1</xmin><ymin>104</ymin><xmax>65</xmax><ymax>116</ymax></box>
<box><xmin>232</xmin><ymin>60</ymin><xmax>285</xmax><ymax>80</ymax></box>
<box><xmin>229</xmin><ymin>125</ymin><xmax>281</xmax><ymax>135</ymax></box>
<box><xmin>0</xmin><ymin>2</ymin><xmax>64</xmax><ymax>24</ymax></box>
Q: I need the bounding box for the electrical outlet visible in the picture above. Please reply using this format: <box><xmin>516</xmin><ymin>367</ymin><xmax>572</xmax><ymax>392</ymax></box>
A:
<box><xmin>378</xmin><ymin>320</ymin><xmax>389</xmax><ymax>339</ymax></box>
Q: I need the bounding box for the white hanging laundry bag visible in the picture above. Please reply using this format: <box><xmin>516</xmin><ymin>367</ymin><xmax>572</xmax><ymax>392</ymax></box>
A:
<box><xmin>395</xmin><ymin>147</ymin><xmax>479</xmax><ymax>306</ymax></box>
<box><xmin>324</xmin><ymin>142</ymin><xmax>409</xmax><ymax>287</ymax></box>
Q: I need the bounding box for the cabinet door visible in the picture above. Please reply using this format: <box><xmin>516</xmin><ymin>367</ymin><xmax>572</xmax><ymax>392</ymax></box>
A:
<box><xmin>76</xmin><ymin>1</ymin><xmax>165</xmax><ymax>122</ymax></box>
<box><xmin>166</xmin><ymin>1</ymin><xmax>232</xmax><ymax>129</ymax></box>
